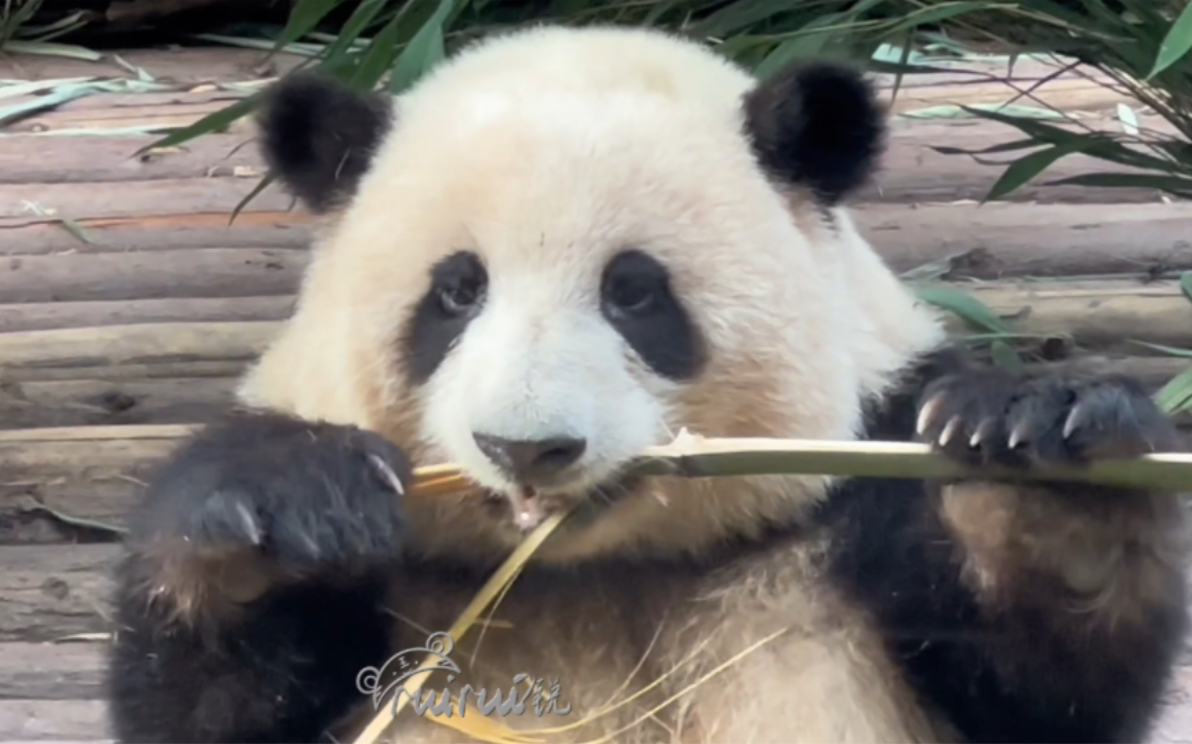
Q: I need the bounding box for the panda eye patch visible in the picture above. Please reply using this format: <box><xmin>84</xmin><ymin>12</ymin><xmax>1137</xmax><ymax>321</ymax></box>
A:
<box><xmin>401</xmin><ymin>250</ymin><xmax>488</xmax><ymax>384</ymax></box>
<box><xmin>600</xmin><ymin>249</ymin><xmax>705</xmax><ymax>380</ymax></box>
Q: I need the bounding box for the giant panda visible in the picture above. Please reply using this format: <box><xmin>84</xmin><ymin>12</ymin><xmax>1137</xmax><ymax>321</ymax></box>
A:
<box><xmin>104</xmin><ymin>23</ymin><xmax>1190</xmax><ymax>744</ymax></box>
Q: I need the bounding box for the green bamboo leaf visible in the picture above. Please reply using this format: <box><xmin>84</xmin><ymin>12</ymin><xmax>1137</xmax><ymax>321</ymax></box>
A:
<box><xmin>1041</xmin><ymin>172</ymin><xmax>1192</xmax><ymax>197</ymax></box>
<box><xmin>1181</xmin><ymin>271</ymin><xmax>1192</xmax><ymax>306</ymax></box>
<box><xmin>755</xmin><ymin>14</ymin><xmax>850</xmax><ymax>80</ymax></box>
<box><xmin>885</xmin><ymin>1</ymin><xmax>1006</xmax><ymax>34</ymax></box>
<box><xmin>1129</xmin><ymin>340</ymin><xmax>1192</xmax><ymax>359</ymax></box>
<box><xmin>350</xmin><ymin>8</ymin><xmax>416</xmax><ymax>89</ymax></box>
<box><xmin>1155</xmin><ymin>363</ymin><xmax>1192</xmax><ymax>414</ymax></box>
<box><xmin>1148</xmin><ymin>0</ymin><xmax>1192</xmax><ymax>79</ymax></box>
<box><xmin>229</xmin><ymin>172</ymin><xmax>279</xmax><ymax>226</ymax></box>
<box><xmin>317</xmin><ymin>0</ymin><xmax>392</xmax><ymax>76</ymax></box>
<box><xmin>931</xmin><ymin>137</ymin><xmax>1045</xmax><ymax>156</ymax></box>
<box><xmin>990</xmin><ymin>339</ymin><xmax>1024</xmax><ymax>372</ymax></box>
<box><xmin>984</xmin><ymin>140</ymin><xmax>1090</xmax><ymax>201</ymax></box>
<box><xmin>388</xmin><ymin>0</ymin><xmax>458</xmax><ymax>93</ymax></box>
<box><xmin>137</xmin><ymin>94</ymin><xmax>259</xmax><ymax>154</ymax></box>
<box><xmin>913</xmin><ymin>284</ymin><xmax>1009</xmax><ymax>334</ymax></box>
<box><xmin>271</xmin><ymin>0</ymin><xmax>348</xmax><ymax>54</ymax></box>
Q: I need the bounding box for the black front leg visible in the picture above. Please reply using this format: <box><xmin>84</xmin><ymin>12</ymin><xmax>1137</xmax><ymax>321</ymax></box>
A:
<box><xmin>106</xmin><ymin>410</ymin><xmax>411</xmax><ymax>743</ymax></box>
<box><xmin>820</xmin><ymin>351</ymin><xmax>1190</xmax><ymax>744</ymax></box>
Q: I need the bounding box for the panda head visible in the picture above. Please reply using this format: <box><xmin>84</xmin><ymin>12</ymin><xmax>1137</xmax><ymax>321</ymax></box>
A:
<box><xmin>243</xmin><ymin>26</ymin><xmax>943</xmax><ymax>562</ymax></box>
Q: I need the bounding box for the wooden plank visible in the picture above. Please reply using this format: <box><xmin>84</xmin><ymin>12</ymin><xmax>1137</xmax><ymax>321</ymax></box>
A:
<box><xmin>0</xmin><ymin>377</ymin><xmax>237</xmax><ymax>430</ymax></box>
<box><xmin>0</xmin><ymin>296</ymin><xmax>295</xmax><ymax>334</ymax></box>
<box><xmin>0</xmin><ymin>133</ymin><xmax>263</xmax><ymax>184</ymax></box>
<box><xmin>0</xmin><ymin>322</ymin><xmax>277</xmax><ymax>372</ymax></box>
<box><xmin>858</xmin><ymin>202</ymin><xmax>1192</xmax><ymax>279</ymax></box>
<box><xmin>0</xmin><ymin>212</ymin><xmax>312</xmax><ymax>256</ymax></box>
<box><xmin>0</xmin><ymin>545</ymin><xmax>116</xmax><ymax>643</ymax></box>
<box><xmin>0</xmin><ymin>700</ymin><xmax>109</xmax><ymax>741</ymax></box>
<box><xmin>0</xmin><ymin>47</ymin><xmax>302</xmax><ymax>85</ymax></box>
<box><xmin>0</xmin><ymin>248</ymin><xmax>305</xmax><ymax>303</ymax></box>
<box><xmin>0</xmin><ymin>177</ymin><xmax>295</xmax><ymax>221</ymax></box>
<box><xmin>966</xmin><ymin>278</ymin><xmax>1192</xmax><ymax>353</ymax></box>
<box><xmin>0</xmin><ymin>642</ymin><xmax>106</xmax><ymax>700</ymax></box>
<box><xmin>868</xmin><ymin>115</ymin><xmax>1178</xmax><ymax>205</ymax></box>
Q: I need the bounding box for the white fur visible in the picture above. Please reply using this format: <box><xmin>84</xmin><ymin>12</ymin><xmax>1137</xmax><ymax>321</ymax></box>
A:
<box><xmin>237</xmin><ymin>24</ymin><xmax>951</xmax><ymax>742</ymax></box>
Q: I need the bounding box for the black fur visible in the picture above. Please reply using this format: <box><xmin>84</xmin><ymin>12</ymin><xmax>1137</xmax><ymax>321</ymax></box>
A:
<box><xmin>743</xmin><ymin>60</ymin><xmax>885</xmax><ymax>206</ymax></box>
<box><xmin>816</xmin><ymin>348</ymin><xmax>1189</xmax><ymax>743</ymax></box>
<box><xmin>106</xmin><ymin>411</ymin><xmax>410</xmax><ymax>743</ymax></box>
<box><xmin>255</xmin><ymin>72</ymin><xmax>394</xmax><ymax>214</ymax></box>
<box><xmin>401</xmin><ymin>250</ymin><xmax>489</xmax><ymax>384</ymax></box>
<box><xmin>599</xmin><ymin>249</ymin><xmax>705</xmax><ymax>380</ymax></box>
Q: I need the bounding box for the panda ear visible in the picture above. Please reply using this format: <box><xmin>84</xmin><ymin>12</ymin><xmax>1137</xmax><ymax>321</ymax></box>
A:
<box><xmin>742</xmin><ymin>60</ymin><xmax>886</xmax><ymax>206</ymax></box>
<box><xmin>255</xmin><ymin>71</ymin><xmax>395</xmax><ymax>214</ymax></box>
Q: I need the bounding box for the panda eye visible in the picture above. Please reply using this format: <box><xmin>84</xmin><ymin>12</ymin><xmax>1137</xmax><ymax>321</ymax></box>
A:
<box><xmin>433</xmin><ymin>251</ymin><xmax>487</xmax><ymax>318</ymax></box>
<box><xmin>602</xmin><ymin>252</ymin><xmax>666</xmax><ymax>318</ymax></box>
<box><xmin>438</xmin><ymin>278</ymin><xmax>482</xmax><ymax>315</ymax></box>
<box><xmin>606</xmin><ymin>278</ymin><xmax>656</xmax><ymax>315</ymax></box>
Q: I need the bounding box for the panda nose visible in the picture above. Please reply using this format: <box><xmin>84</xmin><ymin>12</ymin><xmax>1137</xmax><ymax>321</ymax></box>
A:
<box><xmin>472</xmin><ymin>433</ymin><xmax>587</xmax><ymax>484</ymax></box>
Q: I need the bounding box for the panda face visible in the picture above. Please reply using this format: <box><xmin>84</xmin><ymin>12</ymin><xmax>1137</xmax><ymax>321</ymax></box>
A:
<box><xmin>244</xmin><ymin>26</ymin><xmax>934</xmax><ymax>554</ymax></box>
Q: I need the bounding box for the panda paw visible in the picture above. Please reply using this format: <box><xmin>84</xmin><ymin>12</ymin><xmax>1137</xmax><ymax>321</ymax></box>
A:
<box><xmin>914</xmin><ymin>370</ymin><xmax>1183</xmax><ymax>470</ymax></box>
<box><xmin>130</xmin><ymin>411</ymin><xmax>412</xmax><ymax>577</ymax></box>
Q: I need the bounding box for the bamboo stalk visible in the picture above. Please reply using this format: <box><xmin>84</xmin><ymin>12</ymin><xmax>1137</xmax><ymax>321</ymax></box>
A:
<box><xmin>2</xmin><ymin>424</ymin><xmax>1190</xmax><ymax>497</ymax></box>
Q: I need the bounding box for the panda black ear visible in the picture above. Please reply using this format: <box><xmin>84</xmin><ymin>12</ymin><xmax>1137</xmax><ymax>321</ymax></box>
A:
<box><xmin>742</xmin><ymin>60</ymin><xmax>886</xmax><ymax>206</ymax></box>
<box><xmin>255</xmin><ymin>71</ymin><xmax>395</xmax><ymax>214</ymax></box>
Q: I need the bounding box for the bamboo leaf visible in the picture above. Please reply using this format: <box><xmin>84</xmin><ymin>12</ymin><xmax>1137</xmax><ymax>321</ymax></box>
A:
<box><xmin>913</xmin><ymin>284</ymin><xmax>1009</xmax><ymax>334</ymax></box>
<box><xmin>229</xmin><ymin>172</ymin><xmax>280</xmax><ymax>225</ymax></box>
<box><xmin>1148</xmin><ymin>0</ymin><xmax>1192</xmax><ymax>79</ymax></box>
<box><xmin>990</xmin><ymin>339</ymin><xmax>1024</xmax><ymax>372</ymax></box>
<box><xmin>1156</xmin><ymin>363</ymin><xmax>1192</xmax><ymax>415</ymax></box>
<box><xmin>387</xmin><ymin>0</ymin><xmax>458</xmax><ymax>93</ymax></box>
<box><xmin>885</xmin><ymin>1</ymin><xmax>1007</xmax><ymax>34</ymax></box>
<box><xmin>1041</xmin><ymin>172</ymin><xmax>1192</xmax><ymax>197</ymax></box>
<box><xmin>984</xmin><ymin>140</ymin><xmax>1091</xmax><ymax>201</ymax></box>
<box><xmin>1181</xmin><ymin>271</ymin><xmax>1192</xmax><ymax>306</ymax></box>
<box><xmin>271</xmin><ymin>0</ymin><xmax>348</xmax><ymax>54</ymax></box>
<box><xmin>137</xmin><ymin>94</ymin><xmax>259</xmax><ymax>154</ymax></box>
<box><xmin>317</xmin><ymin>0</ymin><xmax>392</xmax><ymax>77</ymax></box>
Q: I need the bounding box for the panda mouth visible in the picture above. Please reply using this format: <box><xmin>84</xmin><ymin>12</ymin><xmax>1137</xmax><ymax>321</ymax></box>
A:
<box><xmin>480</xmin><ymin>471</ymin><xmax>645</xmax><ymax>532</ymax></box>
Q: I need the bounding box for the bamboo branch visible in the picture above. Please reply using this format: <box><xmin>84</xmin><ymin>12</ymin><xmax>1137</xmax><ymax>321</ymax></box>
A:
<box><xmin>2</xmin><ymin>424</ymin><xmax>1190</xmax><ymax>498</ymax></box>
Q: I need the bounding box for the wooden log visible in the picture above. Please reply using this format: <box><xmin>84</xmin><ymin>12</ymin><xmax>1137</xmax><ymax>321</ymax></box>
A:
<box><xmin>0</xmin><ymin>133</ymin><xmax>264</xmax><ymax>184</ymax></box>
<box><xmin>0</xmin><ymin>322</ymin><xmax>278</xmax><ymax>375</ymax></box>
<box><xmin>0</xmin><ymin>361</ymin><xmax>249</xmax><ymax>384</ymax></box>
<box><xmin>0</xmin><ymin>46</ymin><xmax>302</xmax><ymax>86</ymax></box>
<box><xmin>1</xmin><ymin>248</ymin><xmax>305</xmax><ymax>303</ymax></box>
<box><xmin>0</xmin><ymin>377</ymin><xmax>237</xmax><ymax>430</ymax></box>
<box><xmin>0</xmin><ymin>296</ymin><xmax>294</xmax><ymax>333</ymax></box>
<box><xmin>868</xmin><ymin>116</ymin><xmax>1177</xmax><ymax>205</ymax></box>
<box><xmin>0</xmin><ymin>699</ymin><xmax>110</xmax><ymax>740</ymax></box>
<box><xmin>859</xmin><ymin>202</ymin><xmax>1192</xmax><ymax>279</ymax></box>
<box><xmin>0</xmin><ymin>177</ymin><xmax>295</xmax><ymax>221</ymax></box>
<box><xmin>0</xmin><ymin>212</ymin><xmax>312</xmax><ymax>256</ymax></box>
<box><xmin>959</xmin><ymin>278</ymin><xmax>1192</xmax><ymax>353</ymax></box>
<box><xmin>0</xmin><ymin>545</ymin><xmax>116</xmax><ymax>643</ymax></box>
<box><xmin>0</xmin><ymin>642</ymin><xmax>105</xmax><ymax>700</ymax></box>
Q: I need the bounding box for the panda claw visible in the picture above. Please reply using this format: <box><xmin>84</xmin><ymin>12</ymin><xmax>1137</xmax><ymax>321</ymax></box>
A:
<box><xmin>1062</xmin><ymin>401</ymin><xmax>1091</xmax><ymax>441</ymax></box>
<box><xmin>969</xmin><ymin>417</ymin><xmax>997</xmax><ymax>449</ymax></box>
<box><xmin>938</xmin><ymin>415</ymin><xmax>964</xmax><ymax>448</ymax></box>
<box><xmin>916</xmin><ymin>392</ymin><xmax>946</xmax><ymax>437</ymax></box>
<box><xmin>1008</xmin><ymin>421</ymin><xmax>1030</xmax><ymax>451</ymax></box>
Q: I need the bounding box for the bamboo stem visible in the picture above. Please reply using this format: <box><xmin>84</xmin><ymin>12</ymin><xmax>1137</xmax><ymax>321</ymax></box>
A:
<box><xmin>2</xmin><ymin>424</ymin><xmax>1189</xmax><ymax>497</ymax></box>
